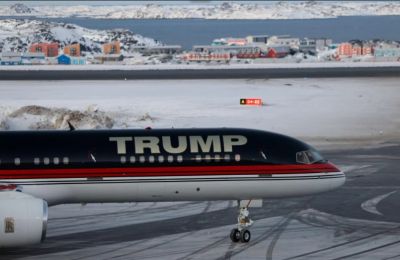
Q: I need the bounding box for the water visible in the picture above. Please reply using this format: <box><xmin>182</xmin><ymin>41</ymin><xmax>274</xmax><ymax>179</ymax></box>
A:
<box><xmin>4</xmin><ymin>16</ymin><xmax>400</xmax><ymax>49</ymax></box>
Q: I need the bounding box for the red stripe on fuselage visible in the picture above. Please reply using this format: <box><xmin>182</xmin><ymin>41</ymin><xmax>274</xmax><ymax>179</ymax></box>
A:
<box><xmin>0</xmin><ymin>163</ymin><xmax>340</xmax><ymax>179</ymax></box>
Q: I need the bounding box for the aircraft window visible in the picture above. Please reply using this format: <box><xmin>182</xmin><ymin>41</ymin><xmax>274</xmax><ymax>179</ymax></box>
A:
<box><xmin>149</xmin><ymin>155</ymin><xmax>155</xmax><ymax>163</ymax></box>
<box><xmin>44</xmin><ymin>157</ymin><xmax>50</xmax><ymax>165</ymax></box>
<box><xmin>53</xmin><ymin>157</ymin><xmax>60</xmax><ymax>165</ymax></box>
<box><xmin>215</xmin><ymin>154</ymin><xmax>221</xmax><ymax>162</ymax></box>
<box><xmin>130</xmin><ymin>156</ymin><xmax>136</xmax><ymax>163</ymax></box>
<box><xmin>205</xmin><ymin>155</ymin><xmax>211</xmax><ymax>162</ymax></box>
<box><xmin>63</xmin><ymin>157</ymin><xmax>69</xmax><ymax>165</ymax></box>
<box><xmin>120</xmin><ymin>156</ymin><xmax>127</xmax><ymax>164</ymax></box>
<box><xmin>14</xmin><ymin>158</ymin><xmax>21</xmax><ymax>166</ymax></box>
<box><xmin>195</xmin><ymin>155</ymin><xmax>202</xmax><ymax>162</ymax></box>
<box><xmin>167</xmin><ymin>155</ymin><xmax>174</xmax><ymax>163</ymax></box>
<box><xmin>34</xmin><ymin>158</ymin><xmax>40</xmax><ymax>165</ymax></box>
<box><xmin>296</xmin><ymin>150</ymin><xmax>324</xmax><ymax>164</ymax></box>
<box><xmin>139</xmin><ymin>156</ymin><xmax>145</xmax><ymax>163</ymax></box>
<box><xmin>158</xmin><ymin>155</ymin><xmax>164</xmax><ymax>163</ymax></box>
<box><xmin>224</xmin><ymin>154</ymin><xmax>231</xmax><ymax>161</ymax></box>
<box><xmin>177</xmin><ymin>155</ymin><xmax>183</xmax><ymax>163</ymax></box>
<box><xmin>235</xmin><ymin>154</ymin><xmax>241</xmax><ymax>162</ymax></box>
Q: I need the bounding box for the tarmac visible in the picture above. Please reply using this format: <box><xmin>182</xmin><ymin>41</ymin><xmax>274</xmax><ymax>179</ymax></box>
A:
<box><xmin>1</xmin><ymin>142</ymin><xmax>400</xmax><ymax>260</ymax></box>
<box><xmin>1</xmin><ymin>66</ymin><xmax>400</xmax><ymax>80</ymax></box>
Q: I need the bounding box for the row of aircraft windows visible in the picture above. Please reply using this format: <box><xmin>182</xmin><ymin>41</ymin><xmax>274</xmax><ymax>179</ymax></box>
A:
<box><xmin>120</xmin><ymin>154</ymin><xmax>241</xmax><ymax>164</ymax></box>
<box><xmin>11</xmin><ymin>157</ymin><xmax>70</xmax><ymax>166</ymax></box>
<box><xmin>4</xmin><ymin>154</ymin><xmax>241</xmax><ymax>166</ymax></box>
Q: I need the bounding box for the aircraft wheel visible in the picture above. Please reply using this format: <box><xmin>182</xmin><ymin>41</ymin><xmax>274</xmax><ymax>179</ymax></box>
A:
<box><xmin>230</xmin><ymin>228</ymin><xmax>240</xmax><ymax>243</ymax></box>
<box><xmin>240</xmin><ymin>229</ymin><xmax>251</xmax><ymax>243</ymax></box>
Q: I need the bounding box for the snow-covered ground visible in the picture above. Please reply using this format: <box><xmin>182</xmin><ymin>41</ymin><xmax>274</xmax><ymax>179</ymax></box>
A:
<box><xmin>1</xmin><ymin>1</ymin><xmax>400</xmax><ymax>20</ymax></box>
<box><xmin>0</xmin><ymin>78</ymin><xmax>398</xmax><ymax>148</ymax></box>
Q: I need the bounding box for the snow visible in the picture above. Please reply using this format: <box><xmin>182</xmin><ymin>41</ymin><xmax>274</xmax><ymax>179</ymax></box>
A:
<box><xmin>1</xmin><ymin>1</ymin><xmax>400</xmax><ymax>20</ymax></box>
<box><xmin>0</xmin><ymin>77</ymin><xmax>398</xmax><ymax>148</ymax></box>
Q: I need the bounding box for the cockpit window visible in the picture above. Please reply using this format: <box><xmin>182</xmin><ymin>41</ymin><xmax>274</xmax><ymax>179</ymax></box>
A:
<box><xmin>296</xmin><ymin>150</ymin><xmax>324</xmax><ymax>164</ymax></box>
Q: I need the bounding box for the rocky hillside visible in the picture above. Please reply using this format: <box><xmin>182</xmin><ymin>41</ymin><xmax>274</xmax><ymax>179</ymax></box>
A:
<box><xmin>0</xmin><ymin>19</ymin><xmax>160</xmax><ymax>54</ymax></box>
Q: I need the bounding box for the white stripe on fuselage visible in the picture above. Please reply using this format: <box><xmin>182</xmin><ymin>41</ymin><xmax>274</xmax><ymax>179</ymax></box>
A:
<box><xmin>1</xmin><ymin>172</ymin><xmax>345</xmax><ymax>205</ymax></box>
<box><xmin>0</xmin><ymin>172</ymin><xmax>344</xmax><ymax>184</ymax></box>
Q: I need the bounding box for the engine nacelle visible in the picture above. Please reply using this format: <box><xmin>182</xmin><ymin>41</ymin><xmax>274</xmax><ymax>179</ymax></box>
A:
<box><xmin>0</xmin><ymin>191</ymin><xmax>48</xmax><ymax>247</ymax></box>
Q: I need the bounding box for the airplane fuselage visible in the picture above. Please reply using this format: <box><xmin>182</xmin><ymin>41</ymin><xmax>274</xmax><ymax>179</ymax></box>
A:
<box><xmin>0</xmin><ymin>128</ymin><xmax>345</xmax><ymax>205</ymax></box>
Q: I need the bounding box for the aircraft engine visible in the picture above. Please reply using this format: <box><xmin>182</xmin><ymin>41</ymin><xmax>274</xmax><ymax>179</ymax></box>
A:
<box><xmin>0</xmin><ymin>191</ymin><xmax>48</xmax><ymax>247</ymax></box>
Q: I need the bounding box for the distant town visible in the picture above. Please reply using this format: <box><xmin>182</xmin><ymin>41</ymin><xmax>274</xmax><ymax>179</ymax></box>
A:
<box><xmin>1</xmin><ymin>35</ymin><xmax>400</xmax><ymax>66</ymax></box>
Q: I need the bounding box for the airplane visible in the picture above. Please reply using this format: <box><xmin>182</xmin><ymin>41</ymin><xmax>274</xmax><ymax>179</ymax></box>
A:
<box><xmin>0</xmin><ymin>127</ymin><xmax>345</xmax><ymax>247</ymax></box>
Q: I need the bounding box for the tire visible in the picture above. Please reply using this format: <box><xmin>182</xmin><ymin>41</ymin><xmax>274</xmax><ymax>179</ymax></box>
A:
<box><xmin>240</xmin><ymin>229</ymin><xmax>251</xmax><ymax>243</ymax></box>
<box><xmin>230</xmin><ymin>228</ymin><xmax>240</xmax><ymax>243</ymax></box>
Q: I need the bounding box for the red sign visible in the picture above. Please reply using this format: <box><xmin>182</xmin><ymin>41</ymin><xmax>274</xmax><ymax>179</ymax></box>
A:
<box><xmin>240</xmin><ymin>98</ymin><xmax>262</xmax><ymax>106</ymax></box>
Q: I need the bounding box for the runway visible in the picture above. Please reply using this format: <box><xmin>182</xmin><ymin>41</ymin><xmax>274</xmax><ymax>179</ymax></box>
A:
<box><xmin>1</xmin><ymin>142</ymin><xmax>399</xmax><ymax>259</ymax></box>
<box><xmin>1</xmin><ymin>65</ymin><xmax>400</xmax><ymax>80</ymax></box>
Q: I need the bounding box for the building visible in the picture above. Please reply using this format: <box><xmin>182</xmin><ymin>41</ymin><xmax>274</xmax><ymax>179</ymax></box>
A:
<box><xmin>130</xmin><ymin>45</ymin><xmax>182</xmax><ymax>55</ymax></box>
<box><xmin>246</xmin><ymin>35</ymin><xmax>269</xmax><ymax>44</ymax></box>
<box><xmin>337</xmin><ymin>42</ymin><xmax>353</xmax><ymax>57</ymax></box>
<box><xmin>193</xmin><ymin>44</ymin><xmax>267</xmax><ymax>56</ymax></box>
<box><xmin>266</xmin><ymin>46</ymin><xmax>290</xmax><ymax>58</ymax></box>
<box><xmin>70</xmin><ymin>56</ymin><xmax>86</xmax><ymax>65</ymax></box>
<box><xmin>103</xmin><ymin>41</ymin><xmax>121</xmax><ymax>55</ymax></box>
<box><xmin>268</xmin><ymin>35</ymin><xmax>300</xmax><ymax>48</ymax></box>
<box><xmin>337</xmin><ymin>42</ymin><xmax>373</xmax><ymax>57</ymax></box>
<box><xmin>300</xmin><ymin>38</ymin><xmax>333</xmax><ymax>53</ymax></box>
<box><xmin>29</xmin><ymin>42</ymin><xmax>59</xmax><ymax>57</ymax></box>
<box><xmin>57</xmin><ymin>54</ymin><xmax>86</xmax><ymax>65</ymax></box>
<box><xmin>181</xmin><ymin>52</ymin><xmax>230</xmax><ymax>62</ymax></box>
<box><xmin>374</xmin><ymin>44</ymin><xmax>400</xmax><ymax>58</ymax></box>
<box><xmin>93</xmin><ymin>54</ymin><xmax>124</xmax><ymax>64</ymax></box>
<box><xmin>0</xmin><ymin>52</ymin><xmax>22</xmax><ymax>65</ymax></box>
<box><xmin>64</xmin><ymin>44</ymin><xmax>81</xmax><ymax>57</ymax></box>
<box><xmin>362</xmin><ymin>45</ymin><xmax>372</xmax><ymax>55</ymax></box>
<box><xmin>21</xmin><ymin>52</ymin><xmax>46</xmax><ymax>65</ymax></box>
<box><xmin>212</xmin><ymin>38</ymin><xmax>248</xmax><ymax>46</ymax></box>
<box><xmin>57</xmin><ymin>54</ymin><xmax>71</xmax><ymax>65</ymax></box>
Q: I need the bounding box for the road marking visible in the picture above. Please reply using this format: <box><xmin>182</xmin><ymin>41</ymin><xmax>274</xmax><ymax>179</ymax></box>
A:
<box><xmin>361</xmin><ymin>191</ymin><xmax>397</xmax><ymax>216</ymax></box>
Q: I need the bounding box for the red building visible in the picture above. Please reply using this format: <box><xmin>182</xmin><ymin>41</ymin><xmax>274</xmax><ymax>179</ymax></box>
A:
<box><xmin>266</xmin><ymin>46</ymin><xmax>290</xmax><ymax>58</ymax></box>
<box><xmin>337</xmin><ymin>43</ymin><xmax>353</xmax><ymax>57</ymax></box>
<box><xmin>337</xmin><ymin>42</ymin><xmax>372</xmax><ymax>57</ymax></box>
<box><xmin>29</xmin><ymin>43</ymin><xmax>59</xmax><ymax>57</ymax></box>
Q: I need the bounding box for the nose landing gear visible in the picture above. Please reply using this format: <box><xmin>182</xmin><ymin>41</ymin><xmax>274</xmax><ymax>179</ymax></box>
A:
<box><xmin>230</xmin><ymin>206</ymin><xmax>253</xmax><ymax>243</ymax></box>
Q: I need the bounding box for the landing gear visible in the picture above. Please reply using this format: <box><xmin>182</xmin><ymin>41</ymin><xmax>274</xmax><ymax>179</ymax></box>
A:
<box><xmin>240</xmin><ymin>229</ymin><xmax>251</xmax><ymax>243</ymax></box>
<box><xmin>230</xmin><ymin>228</ymin><xmax>240</xmax><ymax>242</ymax></box>
<box><xmin>230</xmin><ymin>205</ymin><xmax>254</xmax><ymax>243</ymax></box>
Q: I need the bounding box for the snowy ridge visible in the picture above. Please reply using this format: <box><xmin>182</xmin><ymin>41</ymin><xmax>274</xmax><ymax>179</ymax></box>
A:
<box><xmin>0</xmin><ymin>19</ymin><xmax>160</xmax><ymax>54</ymax></box>
<box><xmin>0</xmin><ymin>2</ymin><xmax>400</xmax><ymax>20</ymax></box>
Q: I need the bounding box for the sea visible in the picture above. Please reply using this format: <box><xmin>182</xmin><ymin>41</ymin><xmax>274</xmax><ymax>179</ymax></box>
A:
<box><xmin>13</xmin><ymin>16</ymin><xmax>399</xmax><ymax>49</ymax></box>
<box><xmin>1</xmin><ymin>0</ymin><xmax>400</xmax><ymax>49</ymax></box>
